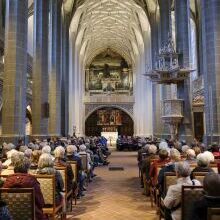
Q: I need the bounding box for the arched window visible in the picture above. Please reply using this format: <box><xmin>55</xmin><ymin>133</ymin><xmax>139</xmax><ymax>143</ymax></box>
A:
<box><xmin>190</xmin><ymin>17</ymin><xmax>198</xmax><ymax>80</ymax></box>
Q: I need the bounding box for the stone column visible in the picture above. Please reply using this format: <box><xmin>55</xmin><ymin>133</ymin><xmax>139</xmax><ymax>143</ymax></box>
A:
<box><xmin>158</xmin><ymin>0</ymin><xmax>171</xmax><ymax>137</ymax></box>
<box><xmin>1</xmin><ymin>0</ymin><xmax>28</xmax><ymax>143</ymax></box>
<box><xmin>61</xmin><ymin>14</ymin><xmax>70</xmax><ymax>136</ymax></box>
<box><xmin>32</xmin><ymin>0</ymin><xmax>49</xmax><ymax>138</ymax></box>
<box><xmin>199</xmin><ymin>0</ymin><xmax>220</xmax><ymax>144</ymax></box>
<box><xmin>149</xmin><ymin>13</ymin><xmax>162</xmax><ymax>137</ymax></box>
<box><xmin>48</xmin><ymin>0</ymin><xmax>62</xmax><ymax>136</ymax></box>
<box><xmin>175</xmin><ymin>0</ymin><xmax>193</xmax><ymax>142</ymax></box>
<box><xmin>0</xmin><ymin>0</ymin><xmax>3</xmax><ymax>35</ymax></box>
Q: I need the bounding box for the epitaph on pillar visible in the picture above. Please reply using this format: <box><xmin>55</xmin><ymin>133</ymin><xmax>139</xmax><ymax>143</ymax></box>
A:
<box><xmin>175</xmin><ymin>0</ymin><xmax>193</xmax><ymax>142</ymax></box>
<box><xmin>1</xmin><ymin>0</ymin><xmax>28</xmax><ymax>143</ymax></box>
<box><xmin>48</xmin><ymin>0</ymin><xmax>62</xmax><ymax>136</ymax></box>
<box><xmin>32</xmin><ymin>0</ymin><xmax>49</xmax><ymax>138</ymax></box>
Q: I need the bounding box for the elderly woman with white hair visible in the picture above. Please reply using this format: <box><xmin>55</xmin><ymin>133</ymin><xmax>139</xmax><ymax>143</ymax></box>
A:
<box><xmin>54</xmin><ymin>146</ymin><xmax>74</xmax><ymax>192</ymax></box>
<box><xmin>66</xmin><ymin>145</ymin><xmax>85</xmax><ymax>198</ymax></box>
<box><xmin>37</xmin><ymin>153</ymin><xmax>64</xmax><ymax>206</ymax></box>
<box><xmin>163</xmin><ymin>161</ymin><xmax>201</xmax><ymax>220</ymax></box>
<box><xmin>2</xmin><ymin>151</ymin><xmax>24</xmax><ymax>176</ymax></box>
<box><xmin>185</xmin><ymin>148</ymin><xmax>197</xmax><ymax>164</ymax></box>
<box><xmin>158</xmin><ymin>149</ymin><xmax>181</xmax><ymax>196</ymax></box>
<box><xmin>190</xmin><ymin>152</ymin><xmax>214</xmax><ymax>179</ymax></box>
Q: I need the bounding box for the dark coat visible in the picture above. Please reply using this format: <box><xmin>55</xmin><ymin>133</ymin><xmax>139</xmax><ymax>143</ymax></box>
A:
<box><xmin>190</xmin><ymin>196</ymin><xmax>220</xmax><ymax>220</ymax></box>
<box><xmin>190</xmin><ymin>166</ymin><xmax>214</xmax><ymax>180</ymax></box>
<box><xmin>3</xmin><ymin>173</ymin><xmax>48</xmax><ymax>220</ymax></box>
<box><xmin>54</xmin><ymin>158</ymin><xmax>74</xmax><ymax>192</ymax></box>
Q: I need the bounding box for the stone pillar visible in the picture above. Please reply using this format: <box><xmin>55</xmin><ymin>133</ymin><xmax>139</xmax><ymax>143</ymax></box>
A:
<box><xmin>149</xmin><ymin>13</ymin><xmax>162</xmax><ymax>137</ymax></box>
<box><xmin>48</xmin><ymin>0</ymin><xmax>62</xmax><ymax>136</ymax></box>
<box><xmin>1</xmin><ymin>0</ymin><xmax>28</xmax><ymax>143</ymax></box>
<box><xmin>61</xmin><ymin>14</ymin><xmax>70</xmax><ymax>136</ymax></box>
<box><xmin>32</xmin><ymin>0</ymin><xmax>49</xmax><ymax>138</ymax></box>
<box><xmin>0</xmin><ymin>0</ymin><xmax>3</xmax><ymax>35</ymax></box>
<box><xmin>199</xmin><ymin>0</ymin><xmax>220</xmax><ymax>144</ymax></box>
<box><xmin>175</xmin><ymin>0</ymin><xmax>193</xmax><ymax>142</ymax></box>
<box><xmin>158</xmin><ymin>0</ymin><xmax>171</xmax><ymax>137</ymax></box>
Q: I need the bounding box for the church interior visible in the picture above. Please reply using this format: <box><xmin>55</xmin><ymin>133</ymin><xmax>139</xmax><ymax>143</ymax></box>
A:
<box><xmin>0</xmin><ymin>0</ymin><xmax>220</xmax><ymax>219</ymax></box>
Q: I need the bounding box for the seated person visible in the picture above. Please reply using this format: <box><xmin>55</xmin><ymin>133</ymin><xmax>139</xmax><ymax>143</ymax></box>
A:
<box><xmin>54</xmin><ymin>146</ymin><xmax>74</xmax><ymax>192</ymax></box>
<box><xmin>185</xmin><ymin>149</ymin><xmax>197</xmax><ymax>164</ymax></box>
<box><xmin>190</xmin><ymin>152</ymin><xmax>214</xmax><ymax>179</ymax></box>
<box><xmin>2</xmin><ymin>150</ymin><xmax>22</xmax><ymax>175</ymax></box>
<box><xmin>149</xmin><ymin>149</ymin><xmax>169</xmax><ymax>186</ymax></box>
<box><xmin>3</xmin><ymin>154</ymin><xmax>47</xmax><ymax>220</ymax></box>
<box><xmin>30</xmin><ymin>150</ymin><xmax>41</xmax><ymax>169</ymax></box>
<box><xmin>66</xmin><ymin>145</ymin><xmax>85</xmax><ymax>198</ymax></box>
<box><xmin>190</xmin><ymin>173</ymin><xmax>220</xmax><ymax>220</ymax></box>
<box><xmin>37</xmin><ymin>153</ymin><xmax>64</xmax><ymax>206</ymax></box>
<box><xmin>163</xmin><ymin>161</ymin><xmax>201</xmax><ymax>220</ymax></box>
<box><xmin>158</xmin><ymin>148</ymin><xmax>181</xmax><ymax>196</ymax></box>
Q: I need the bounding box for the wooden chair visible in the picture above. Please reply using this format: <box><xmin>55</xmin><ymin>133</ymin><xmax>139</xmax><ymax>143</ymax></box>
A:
<box><xmin>68</xmin><ymin>160</ymin><xmax>79</xmax><ymax>205</ymax></box>
<box><xmin>164</xmin><ymin>172</ymin><xmax>177</xmax><ymax>195</ymax></box>
<box><xmin>149</xmin><ymin>165</ymin><xmax>162</xmax><ymax>207</ymax></box>
<box><xmin>192</xmin><ymin>172</ymin><xmax>208</xmax><ymax>185</ymax></box>
<box><xmin>210</xmin><ymin>164</ymin><xmax>218</xmax><ymax>173</ymax></box>
<box><xmin>159</xmin><ymin>172</ymin><xmax>177</xmax><ymax>220</ymax></box>
<box><xmin>55</xmin><ymin>167</ymin><xmax>73</xmax><ymax>211</ymax></box>
<box><xmin>181</xmin><ymin>185</ymin><xmax>204</xmax><ymax>220</ymax></box>
<box><xmin>0</xmin><ymin>188</ymin><xmax>35</xmax><ymax>220</ymax></box>
<box><xmin>80</xmin><ymin>154</ymin><xmax>88</xmax><ymax>171</ymax></box>
<box><xmin>207</xmin><ymin>207</ymin><xmax>220</xmax><ymax>220</ymax></box>
<box><xmin>35</xmin><ymin>174</ymin><xmax>63</xmax><ymax>220</ymax></box>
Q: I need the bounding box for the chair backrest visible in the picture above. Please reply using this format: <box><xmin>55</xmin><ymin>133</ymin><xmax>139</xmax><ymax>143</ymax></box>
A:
<box><xmin>209</xmin><ymin>164</ymin><xmax>218</xmax><ymax>173</ymax></box>
<box><xmin>192</xmin><ymin>172</ymin><xmax>208</xmax><ymax>185</ymax></box>
<box><xmin>164</xmin><ymin>172</ymin><xmax>177</xmax><ymax>194</ymax></box>
<box><xmin>55</xmin><ymin>167</ymin><xmax>67</xmax><ymax>192</ymax></box>
<box><xmin>0</xmin><ymin>188</ymin><xmax>35</xmax><ymax>220</ymax></box>
<box><xmin>35</xmin><ymin>174</ymin><xmax>55</xmax><ymax>207</ymax></box>
<box><xmin>80</xmin><ymin>154</ymin><xmax>88</xmax><ymax>171</ymax></box>
<box><xmin>181</xmin><ymin>185</ymin><xmax>204</xmax><ymax>220</ymax></box>
<box><xmin>207</xmin><ymin>207</ymin><xmax>220</xmax><ymax>220</ymax></box>
<box><xmin>68</xmin><ymin>161</ymin><xmax>78</xmax><ymax>182</ymax></box>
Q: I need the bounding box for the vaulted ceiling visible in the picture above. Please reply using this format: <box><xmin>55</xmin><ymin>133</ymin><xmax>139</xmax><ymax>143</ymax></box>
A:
<box><xmin>67</xmin><ymin>0</ymin><xmax>152</xmax><ymax>66</ymax></box>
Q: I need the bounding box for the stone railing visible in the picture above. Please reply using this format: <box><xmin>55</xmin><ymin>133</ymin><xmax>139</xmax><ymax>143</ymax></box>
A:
<box><xmin>84</xmin><ymin>95</ymin><xmax>134</xmax><ymax>104</ymax></box>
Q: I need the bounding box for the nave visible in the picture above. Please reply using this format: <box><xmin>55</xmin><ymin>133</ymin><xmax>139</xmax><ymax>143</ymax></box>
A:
<box><xmin>69</xmin><ymin>151</ymin><xmax>156</xmax><ymax>220</ymax></box>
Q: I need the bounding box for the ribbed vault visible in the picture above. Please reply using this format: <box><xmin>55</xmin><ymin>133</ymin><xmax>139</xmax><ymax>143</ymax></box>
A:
<box><xmin>69</xmin><ymin>0</ymin><xmax>150</xmax><ymax>66</ymax></box>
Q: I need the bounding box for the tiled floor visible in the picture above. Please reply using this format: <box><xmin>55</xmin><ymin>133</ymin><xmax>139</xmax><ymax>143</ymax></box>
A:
<box><xmin>67</xmin><ymin>151</ymin><xmax>157</xmax><ymax>220</ymax></box>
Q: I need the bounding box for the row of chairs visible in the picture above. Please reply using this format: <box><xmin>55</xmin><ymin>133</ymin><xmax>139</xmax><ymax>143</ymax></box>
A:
<box><xmin>159</xmin><ymin>173</ymin><xmax>220</xmax><ymax>220</ymax></box>
<box><xmin>0</xmin><ymin>160</ymin><xmax>79</xmax><ymax>220</ymax></box>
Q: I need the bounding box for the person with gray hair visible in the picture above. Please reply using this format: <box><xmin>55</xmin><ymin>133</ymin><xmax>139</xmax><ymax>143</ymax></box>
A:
<box><xmin>190</xmin><ymin>152</ymin><xmax>214</xmax><ymax>179</ymax></box>
<box><xmin>24</xmin><ymin>148</ymin><xmax>32</xmax><ymax>159</ymax></box>
<box><xmin>163</xmin><ymin>161</ymin><xmax>201</xmax><ymax>220</ymax></box>
<box><xmin>3</xmin><ymin>154</ymin><xmax>48</xmax><ymax>220</ymax></box>
<box><xmin>185</xmin><ymin>149</ymin><xmax>197</xmax><ymax>164</ymax></box>
<box><xmin>190</xmin><ymin>173</ymin><xmax>220</xmax><ymax>220</ymax></box>
<box><xmin>158</xmin><ymin>149</ymin><xmax>181</xmax><ymax>196</ymax></box>
<box><xmin>54</xmin><ymin>146</ymin><xmax>74</xmax><ymax>192</ymax></box>
<box><xmin>2</xmin><ymin>150</ymin><xmax>23</xmax><ymax>175</ymax></box>
<box><xmin>37</xmin><ymin>153</ymin><xmax>64</xmax><ymax>206</ymax></box>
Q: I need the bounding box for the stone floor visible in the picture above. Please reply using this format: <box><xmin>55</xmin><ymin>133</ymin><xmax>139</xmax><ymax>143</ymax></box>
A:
<box><xmin>67</xmin><ymin>151</ymin><xmax>157</xmax><ymax>220</ymax></box>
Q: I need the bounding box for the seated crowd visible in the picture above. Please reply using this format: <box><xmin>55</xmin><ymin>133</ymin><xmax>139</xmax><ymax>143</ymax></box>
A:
<box><xmin>138</xmin><ymin>139</ymin><xmax>220</xmax><ymax>220</ymax></box>
<box><xmin>0</xmin><ymin>136</ymin><xmax>110</xmax><ymax>220</ymax></box>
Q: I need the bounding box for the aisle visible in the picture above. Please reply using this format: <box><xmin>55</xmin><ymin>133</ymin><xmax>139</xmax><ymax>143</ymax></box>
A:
<box><xmin>68</xmin><ymin>151</ymin><xmax>157</xmax><ymax>220</ymax></box>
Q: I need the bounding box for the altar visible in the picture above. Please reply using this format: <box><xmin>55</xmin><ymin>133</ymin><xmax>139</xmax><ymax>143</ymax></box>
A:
<box><xmin>101</xmin><ymin>131</ymin><xmax>118</xmax><ymax>149</ymax></box>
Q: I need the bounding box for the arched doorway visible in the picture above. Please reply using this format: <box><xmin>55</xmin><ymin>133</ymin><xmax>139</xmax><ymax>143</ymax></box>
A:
<box><xmin>85</xmin><ymin>107</ymin><xmax>134</xmax><ymax>136</ymax></box>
